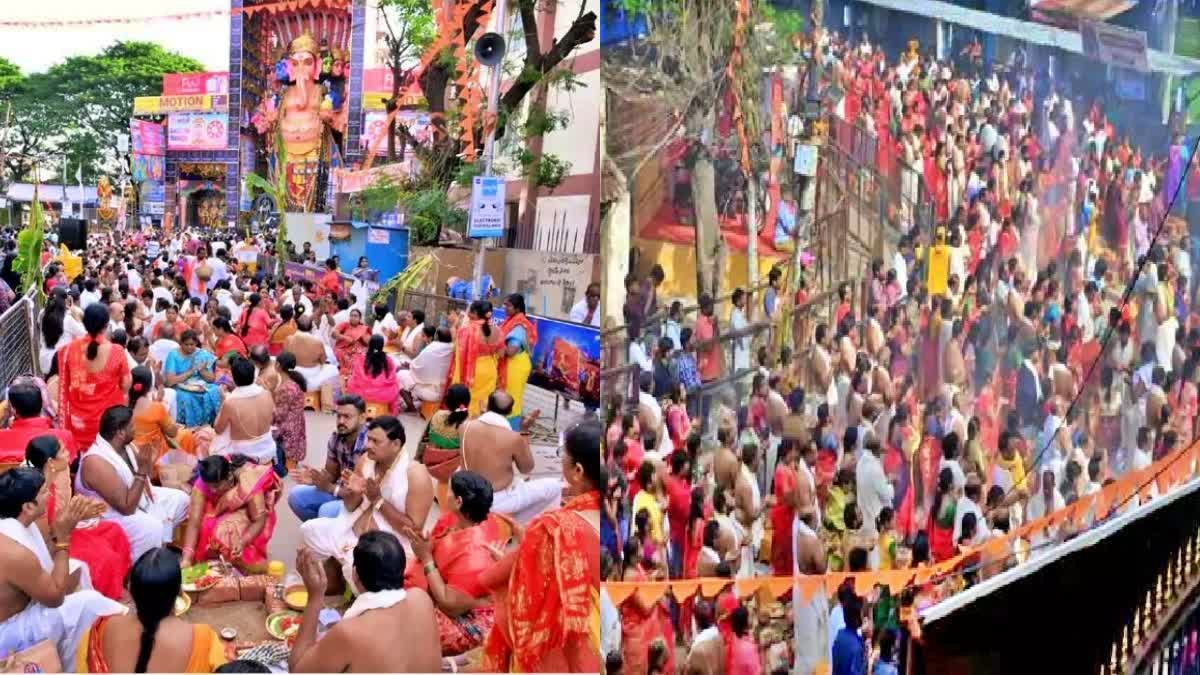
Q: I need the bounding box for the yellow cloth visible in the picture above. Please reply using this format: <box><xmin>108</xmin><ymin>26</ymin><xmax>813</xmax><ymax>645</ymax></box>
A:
<box><xmin>504</xmin><ymin>350</ymin><xmax>532</xmax><ymax>418</ymax></box>
<box><xmin>56</xmin><ymin>245</ymin><xmax>82</xmax><ymax>281</ymax></box>
<box><xmin>927</xmin><ymin>244</ymin><xmax>950</xmax><ymax>296</ymax></box>
<box><xmin>461</xmin><ymin>354</ymin><xmax>498</xmax><ymax>418</ymax></box>
<box><xmin>631</xmin><ymin>489</ymin><xmax>664</xmax><ymax>544</ymax></box>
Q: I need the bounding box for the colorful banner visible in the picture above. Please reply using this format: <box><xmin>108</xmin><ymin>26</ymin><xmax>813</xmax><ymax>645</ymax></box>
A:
<box><xmin>132</xmin><ymin>154</ymin><xmax>165</xmax><ymax>182</ymax></box>
<box><xmin>492</xmin><ymin>307</ymin><xmax>600</xmax><ymax>408</ymax></box>
<box><xmin>163</xmin><ymin>72</ymin><xmax>229</xmax><ymax>96</ymax></box>
<box><xmin>281</xmin><ymin>261</ymin><xmax>380</xmax><ymax>299</ymax></box>
<box><xmin>361</xmin><ymin>111</ymin><xmax>432</xmax><ymax>154</ymax></box>
<box><xmin>168</xmin><ymin>112</ymin><xmax>229</xmax><ymax>151</ymax></box>
<box><xmin>240</xmin><ymin>135</ymin><xmax>256</xmax><ymax>211</ymax></box>
<box><xmin>130</xmin><ymin>119</ymin><xmax>165</xmax><ymax>155</ymax></box>
<box><xmin>134</xmin><ymin>94</ymin><xmax>228</xmax><ymax>115</ymax></box>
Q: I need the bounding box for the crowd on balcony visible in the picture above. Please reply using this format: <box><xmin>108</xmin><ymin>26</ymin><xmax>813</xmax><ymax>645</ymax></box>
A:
<box><xmin>603</xmin><ymin>26</ymin><xmax>1200</xmax><ymax>675</ymax></box>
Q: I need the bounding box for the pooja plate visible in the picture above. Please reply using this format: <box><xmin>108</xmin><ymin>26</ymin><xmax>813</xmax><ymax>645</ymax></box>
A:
<box><xmin>181</xmin><ymin>562</ymin><xmax>224</xmax><ymax>592</ymax></box>
<box><xmin>265</xmin><ymin>611</ymin><xmax>302</xmax><ymax>641</ymax></box>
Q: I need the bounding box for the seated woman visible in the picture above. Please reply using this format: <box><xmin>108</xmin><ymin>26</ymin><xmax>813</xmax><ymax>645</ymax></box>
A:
<box><xmin>129</xmin><ymin>366</ymin><xmax>196</xmax><ymax>468</ymax></box>
<box><xmin>346</xmin><ymin>334</ymin><xmax>399</xmax><ymax>415</ymax></box>
<box><xmin>333</xmin><ymin>308</ymin><xmax>370</xmax><ymax>378</ymax></box>
<box><xmin>164</xmin><ymin>330</ymin><xmax>223</xmax><ymax>427</ymax></box>
<box><xmin>272</xmin><ymin>353</ymin><xmax>308</xmax><ymax>467</ymax></box>
<box><xmin>423</xmin><ymin>385</ymin><xmax>471</xmax><ymax>503</ymax></box>
<box><xmin>211</xmin><ymin>317</ymin><xmax>249</xmax><ymax>365</ymax></box>
<box><xmin>24</xmin><ymin>435</ymin><xmax>132</xmax><ymax>601</ymax></box>
<box><xmin>77</xmin><ymin>547</ymin><xmax>227</xmax><ymax>672</ymax></box>
<box><xmin>179</xmin><ymin>455</ymin><xmax>281</xmax><ymax>573</ymax></box>
<box><xmin>407</xmin><ymin>471</ymin><xmax>514</xmax><ymax>656</ymax></box>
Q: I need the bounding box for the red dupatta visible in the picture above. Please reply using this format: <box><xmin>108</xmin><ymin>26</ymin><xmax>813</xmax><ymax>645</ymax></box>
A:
<box><xmin>482</xmin><ymin>490</ymin><xmax>601</xmax><ymax>672</ymax></box>
<box><xmin>448</xmin><ymin>319</ymin><xmax>502</xmax><ymax>388</ymax></box>
<box><xmin>497</xmin><ymin>312</ymin><xmax>537</xmax><ymax>389</ymax></box>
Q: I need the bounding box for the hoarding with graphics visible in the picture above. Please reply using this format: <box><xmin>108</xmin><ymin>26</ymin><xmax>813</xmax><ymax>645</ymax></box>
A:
<box><xmin>168</xmin><ymin>112</ymin><xmax>229</xmax><ymax>151</ymax></box>
<box><xmin>132</xmin><ymin>155</ymin><xmax>165</xmax><ymax>182</ymax></box>
<box><xmin>163</xmin><ymin>72</ymin><xmax>229</xmax><ymax>96</ymax></box>
<box><xmin>492</xmin><ymin>307</ymin><xmax>600</xmax><ymax>408</ymax></box>
<box><xmin>130</xmin><ymin>119</ymin><xmax>165</xmax><ymax>155</ymax></box>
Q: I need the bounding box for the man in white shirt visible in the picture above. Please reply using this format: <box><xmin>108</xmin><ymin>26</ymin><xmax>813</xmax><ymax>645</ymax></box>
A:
<box><xmin>79</xmin><ymin>279</ymin><xmax>101</xmax><ymax>310</ymax></box>
<box><xmin>1025</xmin><ymin>468</ymin><xmax>1066</xmax><ymax>550</ymax></box>
<box><xmin>854</xmin><ymin>434</ymin><xmax>893</xmax><ymax>537</ymax></box>
<box><xmin>148</xmin><ymin>322</ymin><xmax>181</xmax><ymax>366</ymax></box>
<box><xmin>282</xmin><ymin>283</ymin><xmax>315</xmax><ymax>316</ymax></box>
<box><xmin>939</xmin><ymin>431</ymin><xmax>968</xmax><ymax>491</ymax></box>
<box><xmin>952</xmin><ymin>477</ymin><xmax>986</xmax><ymax>544</ymax></box>
<box><xmin>568</xmin><ymin>282</ymin><xmax>600</xmax><ymax>327</ymax></box>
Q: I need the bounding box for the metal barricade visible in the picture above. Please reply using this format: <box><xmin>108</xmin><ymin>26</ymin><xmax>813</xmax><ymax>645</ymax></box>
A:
<box><xmin>0</xmin><ymin>290</ymin><xmax>40</xmax><ymax>387</ymax></box>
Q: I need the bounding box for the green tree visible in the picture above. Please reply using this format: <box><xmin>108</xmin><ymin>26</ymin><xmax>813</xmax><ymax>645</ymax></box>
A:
<box><xmin>44</xmin><ymin>41</ymin><xmax>203</xmax><ymax>182</ymax></box>
<box><xmin>377</xmin><ymin>0</ymin><xmax>436</xmax><ymax>162</ymax></box>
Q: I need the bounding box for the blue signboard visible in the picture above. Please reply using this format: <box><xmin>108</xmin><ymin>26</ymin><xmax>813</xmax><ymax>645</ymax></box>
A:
<box><xmin>468</xmin><ymin>175</ymin><xmax>505</xmax><ymax>239</ymax></box>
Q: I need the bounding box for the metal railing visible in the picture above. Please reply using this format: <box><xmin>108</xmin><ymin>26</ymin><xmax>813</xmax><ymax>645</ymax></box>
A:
<box><xmin>0</xmin><ymin>289</ymin><xmax>40</xmax><ymax>387</ymax></box>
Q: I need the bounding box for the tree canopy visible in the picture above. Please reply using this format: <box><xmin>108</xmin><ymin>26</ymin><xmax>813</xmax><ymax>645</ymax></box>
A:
<box><xmin>1</xmin><ymin>41</ymin><xmax>203</xmax><ymax>184</ymax></box>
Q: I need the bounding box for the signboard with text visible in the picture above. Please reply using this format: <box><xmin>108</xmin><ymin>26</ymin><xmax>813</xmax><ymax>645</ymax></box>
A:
<box><xmin>163</xmin><ymin>72</ymin><xmax>229</xmax><ymax>96</ymax></box>
<box><xmin>1080</xmin><ymin>20</ymin><xmax>1149</xmax><ymax>72</ymax></box>
<box><xmin>469</xmin><ymin>176</ymin><xmax>505</xmax><ymax>238</ymax></box>
<box><xmin>168</xmin><ymin>112</ymin><xmax>229</xmax><ymax>150</ymax></box>
<box><xmin>134</xmin><ymin>94</ymin><xmax>228</xmax><ymax>115</ymax></box>
<box><xmin>130</xmin><ymin>119</ymin><xmax>165</xmax><ymax>155</ymax></box>
<box><xmin>140</xmin><ymin>181</ymin><xmax>165</xmax><ymax>216</ymax></box>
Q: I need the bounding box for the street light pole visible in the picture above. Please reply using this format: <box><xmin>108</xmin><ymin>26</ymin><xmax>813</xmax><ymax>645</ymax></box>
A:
<box><xmin>472</xmin><ymin>0</ymin><xmax>507</xmax><ymax>301</ymax></box>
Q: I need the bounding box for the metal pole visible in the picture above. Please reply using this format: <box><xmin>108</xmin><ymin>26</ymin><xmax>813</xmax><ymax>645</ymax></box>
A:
<box><xmin>473</xmin><ymin>0</ymin><xmax>507</xmax><ymax>300</ymax></box>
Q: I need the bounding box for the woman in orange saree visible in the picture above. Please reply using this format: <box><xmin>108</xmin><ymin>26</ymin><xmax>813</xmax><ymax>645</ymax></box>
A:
<box><xmin>449</xmin><ymin>301</ymin><xmax>505</xmax><ymax>418</ymax></box>
<box><xmin>178</xmin><ymin>455</ymin><xmax>281</xmax><ymax>573</ymax></box>
<box><xmin>406</xmin><ymin>471</ymin><xmax>515</xmax><ymax>655</ymax></box>
<box><xmin>129</xmin><ymin>366</ymin><xmax>196</xmax><ymax>469</ymax></box>
<box><xmin>333</xmin><ymin>309</ymin><xmax>371</xmax><ymax>377</ymax></box>
<box><xmin>77</xmin><ymin>548</ymin><xmax>226</xmax><ymax>673</ymax></box>
<box><xmin>497</xmin><ymin>294</ymin><xmax>538</xmax><ymax>426</ymax></box>
<box><xmin>59</xmin><ymin>304</ymin><xmax>132</xmax><ymax>451</ymax></box>
<box><xmin>481</xmin><ymin>420</ymin><xmax>602</xmax><ymax>673</ymax></box>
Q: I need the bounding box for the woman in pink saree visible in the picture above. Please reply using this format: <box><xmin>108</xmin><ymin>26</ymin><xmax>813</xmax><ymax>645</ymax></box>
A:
<box><xmin>346</xmin><ymin>334</ymin><xmax>399</xmax><ymax>414</ymax></box>
<box><xmin>179</xmin><ymin>455</ymin><xmax>281</xmax><ymax>573</ymax></box>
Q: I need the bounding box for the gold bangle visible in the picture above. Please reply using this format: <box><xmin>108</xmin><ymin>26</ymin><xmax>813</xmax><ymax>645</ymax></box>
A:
<box><xmin>54</xmin><ymin>542</ymin><xmax>70</xmax><ymax>552</ymax></box>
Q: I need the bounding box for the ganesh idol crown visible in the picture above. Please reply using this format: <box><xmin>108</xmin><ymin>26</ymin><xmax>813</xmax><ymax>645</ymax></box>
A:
<box><xmin>251</xmin><ymin>31</ymin><xmax>350</xmax><ymax>212</ymax></box>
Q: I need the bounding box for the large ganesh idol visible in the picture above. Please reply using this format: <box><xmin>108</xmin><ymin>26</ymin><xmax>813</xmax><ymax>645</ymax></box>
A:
<box><xmin>252</xmin><ymin>33</ymin><xmax>348</xmax><ymax>212</ymax></box>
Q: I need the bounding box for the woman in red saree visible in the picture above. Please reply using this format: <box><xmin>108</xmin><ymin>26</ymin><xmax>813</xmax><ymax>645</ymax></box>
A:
<box><xmin>406</xmin><ymin>471</ymin><xmax>517</xmax><ymax>655</ymax></box>
<box><xmin>616</xmin><ymin>539</ymin><xmax>674</xmax><ymax>675</ymax></box>
<box><xmin>770</xmin><ymin>441</ymin><xmax>800</xmax><ymax>576</ymax></box>
<box><xmin>59</xmin><ymin>304</ymin><xmax>132</xmax><ymax>451</ymax></box>
<box><xmin>210</xmin><ymin>317</ymin><xmax>248</xmax><ymax>363</ymax></box>
<box><xmin>333</xmin><ymin>309</ymin><xmax>371</xmax><ymax>378</ymax></box>
<box><xmin>677</xmin><ymin>488</ymin><xmax>708</xmax><ymax>643</ymax></box>
<box><xmin>481</xmin><ymin>420</ymin><xmax>602</xmax><ymax>673</ymax></box>
<box><xmin>26</xmin><ymin>435</ymin><xmax>131</xmax><ymax>601</ymax></box>
<box><xmin>178</xmin><ymin>455</ymin><xmax>280</xmax><ymax>573</ymax></box>
<box><xmin>236</xmin><ymin>293</ymin><xmax>273</xmax><ymax>349</ymax></box>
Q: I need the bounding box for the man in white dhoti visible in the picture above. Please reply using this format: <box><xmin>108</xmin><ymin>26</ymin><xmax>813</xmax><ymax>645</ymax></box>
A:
<box><xmin>732</xmin><ymin>443</ymin><xmax>763</xmax><ymax>578</ymax></box>
<box><xmin>300</xmin><ymin>415</ymin><xmax>440</xmax><ymax>596</ymax></box>
<box><xmin>285</xmin><ymin>316</ymin><xmax>340</xmax><ymax>408</ymax></box>
<box><xmin>397</xmin><ymin>328</ymin><xmax>454</xmax><ymax>411</ymax></box>
<box><xmin>75</xmin><ymin>406</ymin><xmax>190</xmax><ymax>561</ymax></box>
<box><xmin>209</xmin><ymin>358</ymin><xmax>277</xmax><ymax>464</ymax></box>
<box><xmin>0</xmin><ymin>468</ymin><xmax>125</xmax><ymax>671</ymax></box>
<box><xmin>792</xmin><ymin>508</ymin><xmax>829</xmax><ymax>675</ymax></box>
<box><xmin>459</xmin><ymin>391</ymin><xmax>562</xmax><ymax>525</ymax></box>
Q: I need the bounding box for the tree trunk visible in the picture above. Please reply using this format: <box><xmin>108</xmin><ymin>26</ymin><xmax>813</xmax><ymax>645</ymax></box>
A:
<box><xmin>520</xmin><ymin>82</ymin><xmax>550</xmax><ymax>243</ymax></box>
<box><xmin>692</xmin><ymin>155</ymin><xmax>719</xmax><ymax>299</ymax></box>
<box><xmin>387</xmin><ymin>57</ymin><xmax>401</xmax><ymax>162</ymax></box>
<box><xmin>746</xmin><ymin>175</ymin><xmax>759</xmax><ymax>320</ymax></box>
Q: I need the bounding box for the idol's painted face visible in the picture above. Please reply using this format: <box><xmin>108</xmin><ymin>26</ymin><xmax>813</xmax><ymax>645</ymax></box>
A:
<box><xmin>290</xmin><ymin>51</ymin><xmax>318</xmax><ymax>82</ymax></box>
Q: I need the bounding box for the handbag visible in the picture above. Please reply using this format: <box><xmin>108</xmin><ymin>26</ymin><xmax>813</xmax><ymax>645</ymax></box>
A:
<box><xmin>1</xmin><ymin>640</ymin><xmax>62</xmax><ymax>673</ymax></box>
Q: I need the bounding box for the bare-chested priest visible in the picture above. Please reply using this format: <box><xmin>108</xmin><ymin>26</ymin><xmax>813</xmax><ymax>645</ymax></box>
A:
<box><xmin>459</xmin><ymin>391</ymin><xmax>560</xmax><ymax>524</ymax></box>
<box><xmin>0</xmin><ymin>468</ymin><xmax>125</xmax><ymax>668</ymax></box>
<box><xmin>284</xmin><ymin>315</ymin><xmax>339</xmax><ymax>411</ymax></box>
<box><xmin>290</xmin><ymin>532</ymin><xmax>441</xmax><ymax>672</ymax></box>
